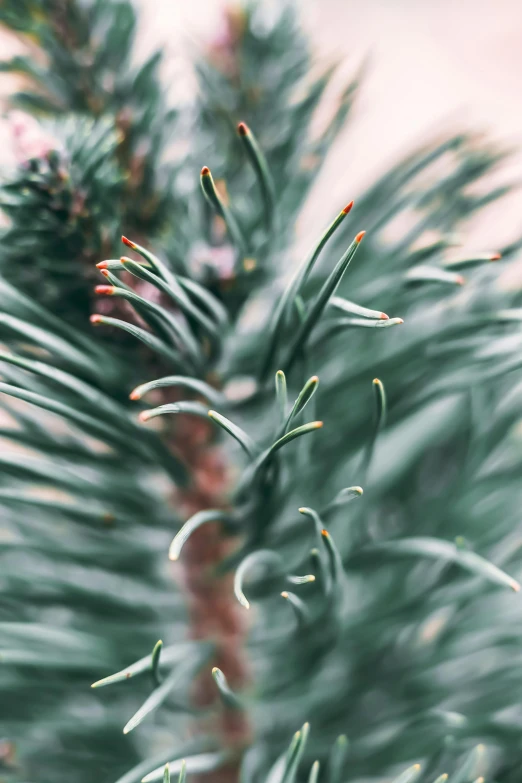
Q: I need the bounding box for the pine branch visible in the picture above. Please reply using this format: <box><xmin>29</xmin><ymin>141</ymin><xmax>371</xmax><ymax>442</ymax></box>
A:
<box><xmin>1</xmin><ymin>4</ymin><xmax>522</xmax><ymax>783</ymax></box>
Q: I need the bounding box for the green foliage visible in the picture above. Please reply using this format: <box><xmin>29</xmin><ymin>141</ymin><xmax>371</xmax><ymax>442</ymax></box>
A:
<box><xmin>0</xmin><ymin>0</ymin><xmax>176</xmax><ymax>231</ymax></box>
<box><xmin>0</xmin><ymin>0</ymin><xmax>177</xmax><ymax>326</ymax></box>
<box><xmin>1</xmin><ymin>3</ymin><xmax>522</xmax><ymax>783</ymax></box>
<box><xmin>0</xmin><ymin>117</ymin><xmax>123</xmax><ymax>322</ymax></box>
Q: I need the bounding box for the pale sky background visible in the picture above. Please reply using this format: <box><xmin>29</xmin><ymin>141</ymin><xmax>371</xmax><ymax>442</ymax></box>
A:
<box><xmin>2</xmin><ymin>0</ymin><xmax>522</xmax><ymax>249</ymax></box>
<box><xmin>136</xmin><ymin>0</ymin><xmax>522</xmax><ymax>250</ymax></box>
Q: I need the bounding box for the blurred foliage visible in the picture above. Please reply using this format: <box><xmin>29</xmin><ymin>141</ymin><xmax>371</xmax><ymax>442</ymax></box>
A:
<box><xmin>1</xmin><ymin>3</ymin><xmax>522</xmax><ymax>783</ymax></box>
<box><xmin>0</xmin><ymin>0</ymin><xmax>178</xmax><ymax>231</ymax></box>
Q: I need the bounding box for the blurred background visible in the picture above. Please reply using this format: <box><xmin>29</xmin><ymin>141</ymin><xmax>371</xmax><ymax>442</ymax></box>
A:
<box><xmin>2</xmin><ymin>2</ymin><xmax>522</xmax><ymax>783</ymax></box>
<box><xmin>3</xmin><ymin>0</ymin><xmax>522</xmax><ymax>246</ymax></box>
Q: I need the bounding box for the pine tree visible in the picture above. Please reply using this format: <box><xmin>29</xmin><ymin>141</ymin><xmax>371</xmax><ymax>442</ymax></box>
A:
<box><xmin>1</xmin><ymin>3</ymin><xmax>522</xmax><ymax>783</ymax></box>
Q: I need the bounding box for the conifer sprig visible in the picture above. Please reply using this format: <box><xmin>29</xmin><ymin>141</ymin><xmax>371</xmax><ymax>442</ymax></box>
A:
<box><xmin>1</xmin><ymin>3</ymin><xmax>522</xmax><ymax>783</ymax></box>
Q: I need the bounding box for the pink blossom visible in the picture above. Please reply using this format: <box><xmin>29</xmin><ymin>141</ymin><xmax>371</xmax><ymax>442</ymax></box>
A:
<box><xmin>9</xmin><ymin>110</ymin><xmax>59</xmax><ymax>164</ymax></box>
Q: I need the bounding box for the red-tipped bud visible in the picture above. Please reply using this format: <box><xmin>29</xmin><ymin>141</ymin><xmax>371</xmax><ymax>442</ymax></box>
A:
<box><xmin>100</xmin><ymin>269</ymin><xmax>110</xmax><ymax>278</ymax></box>
<box><xmin>490</xmin><ymin>252</ymin><xmax>502</xmax><ymax>261</ymax></box>
<box><xmin>96</xmin><ymin>260</ymin><xmax>109</xmax><ymax>269</ymax></box>
<box><xmin>380</xmin><ymin>312</ymin><xmax>389</xmax><ymax>320</ymax></box>
<box><xmin>321</xmin><ymin>529</ymin><xmax>329</xmax><ymax>537</ymax></box>
<box><xmin>355</xmin><ymin>230</ymin><xmax>366</xmax><ymax>243</ymax></box>
<box><xmin>456</xmin><ymin>275</ymin><xmax>465</xmax><ymax>285</ymax></box>
<box><xmin>201</xmin><ymin>166</ymin><xmax>211</xmax><ymax>177</ymax></box>
<box><xmin>138</xmin><ymin>410</ymin><xmax>151</xmax><ymax>422</ymax></box>
<box><xmin>95</xmin><ymin>285</ymin><xmax>114</xmax><ymax>295</ymax></box>
<box><xmin>90</xmin><ymin>314</ymin><xmax>103</xmax><ymax>324</ymax></box>
<box><xmin>237</xmin><ymin>121</ymin><xmax>249</xmax><ymax>137</ymax></box>
<box><xmin>121</xmin><ymin>235</ymin><xmax>136</xmax><ymax>249</ymax></box>
<box><xmin>129</xmin><ymin>389</ymin><xmax>141</xmax><ymax>401</ymax></box>
<box><xmin>342</xmin><ymin>201</ymin><xmax>354</xmax><ymax>215</ymax></box>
